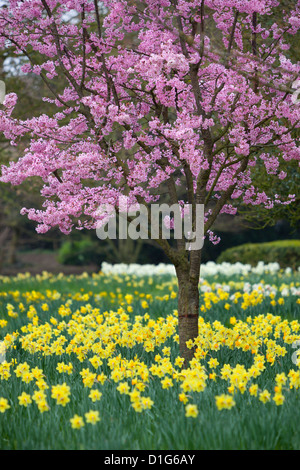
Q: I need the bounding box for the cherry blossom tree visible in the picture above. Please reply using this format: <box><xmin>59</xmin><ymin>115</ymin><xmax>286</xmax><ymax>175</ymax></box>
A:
<box><xmin>0</xmin><ymin>0</ymin><xmax>299</xmax><ymax>362</ymax></box>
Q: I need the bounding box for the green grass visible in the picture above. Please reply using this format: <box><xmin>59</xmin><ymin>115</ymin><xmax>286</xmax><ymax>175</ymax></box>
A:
<box><xmin>0</xmin><ymin>269</ymin><xmax>300</xmax><ymax>450</ymax></box>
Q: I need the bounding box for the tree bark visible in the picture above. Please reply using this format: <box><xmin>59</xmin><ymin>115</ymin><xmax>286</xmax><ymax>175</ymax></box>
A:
<box><xmin>176</xmin><ymin>266</ymin><xmax>200</xmax><ymax>365</ymax></box>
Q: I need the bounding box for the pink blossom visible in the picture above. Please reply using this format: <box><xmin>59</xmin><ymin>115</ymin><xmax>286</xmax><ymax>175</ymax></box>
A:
<box><xmin>0</xmin><ymin>0</ymin><xmax>298</xmax><ymax>246</ymax></box>
<box><xmin>3</xmin><ymin>93</ymin><xmax>18</xmax><ymax>110</ymax></box>
<box><xmin>278</xmin><ymin>171</ymin><xmax>287</xmax><ymax>180</ymax></box>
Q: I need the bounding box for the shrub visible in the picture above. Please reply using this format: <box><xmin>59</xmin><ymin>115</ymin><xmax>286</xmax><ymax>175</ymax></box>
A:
<box><xmin>217</xmin><ymin>240</ymin><xmax>300</xmax><ymax>269</ymax></box>
<box><xmin>57</xmin><ymin>239</ymin><xmax>98</xmax><ymax>266</ymax></box>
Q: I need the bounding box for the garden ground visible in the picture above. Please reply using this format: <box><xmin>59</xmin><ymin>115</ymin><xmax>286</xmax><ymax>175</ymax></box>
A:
<box><xmin>0</xmin><ymin>262</ymin><xmax>299</xmax><ymax>450</ymax></box>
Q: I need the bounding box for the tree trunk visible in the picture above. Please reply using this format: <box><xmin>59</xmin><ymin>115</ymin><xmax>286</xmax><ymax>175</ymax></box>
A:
<box><xmin>176</xmin><ymin>268</ymin><xmax>200</xmax><ymax>365</ymax></box>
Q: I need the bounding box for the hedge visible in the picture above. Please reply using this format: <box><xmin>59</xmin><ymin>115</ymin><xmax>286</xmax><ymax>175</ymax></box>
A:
<box><xmin>216</xmin><ymin>240</ymin><xmax>300</xmax><ymax>269</ymax></box>
<box><xmin>57</xmin><ymin>239</ymin><xmax>98</xmax><ymax>266</ymax></box>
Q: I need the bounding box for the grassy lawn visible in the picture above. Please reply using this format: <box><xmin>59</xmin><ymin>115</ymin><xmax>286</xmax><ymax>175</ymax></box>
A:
<box><xmin>0</xmin><ymin>266</ymin><xmax>300</xmax><ymax>450</ymax></box>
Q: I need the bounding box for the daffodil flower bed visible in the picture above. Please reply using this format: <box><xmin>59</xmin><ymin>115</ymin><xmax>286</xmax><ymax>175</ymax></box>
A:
<box><xmin>0</xmin><ymin>266</ymin><xmax>299</xmax><ymax>449</ymax></box>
